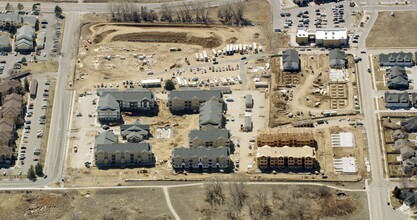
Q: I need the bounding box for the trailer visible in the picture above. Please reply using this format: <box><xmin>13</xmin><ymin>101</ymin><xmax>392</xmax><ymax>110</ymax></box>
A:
<box><xmin>29</xmin><ymin>79</ymin><xmax>38</xmax><ymax>98</ymax></box>
<box><xmin>237</xmin><ymin>75</ymin><xmax>242</xmax><ymax>84</ymax></box>
<box><xmin>255</xmin><ymin>81</ymin><xmax>268</xmax><ymax>88</ymax></box>
<box><xmin>253</xmin><ymin>43</ymin><xmax>257</xmax><ymax>52</ymax></box>
<box><xmin>212</xmin><ymin>49</ymin><xmax>217</xmax><ymax>57</ymax></box>
<box><xmin>141</xmin><ymin>79</ymin><xmax>161</xmax><ymax>88</ymax></box>
<box><xmin>203</xmin><ymin>51</ymin><xmax>208</xmax><ymax>62</ymax></box>
<box><xmin>195</xmin><ymin>53</ymin><xmax>199</xmax><ymax>61</ymax></box>
<box><xmin>199</xmin><ymin>53</ymin><xmax>204</xmax><ymax>61</ymax></box>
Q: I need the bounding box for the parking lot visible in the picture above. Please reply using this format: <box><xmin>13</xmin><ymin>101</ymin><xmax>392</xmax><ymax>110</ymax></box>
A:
<box><xmin>0</xmin><ymin>14</ymin><xmax>61</xmax><ymax>79</ymax></box>
<box><xmin>224</xmin><ymin>90</ymin><xmax>265</xmax><ymax>172</ymax></box>
<box><xmin>278</xmin><ymin>2</ymin><xmax>356</xmax><ymax>32</ymax></box>
<box><xmin>69</xmin><ymin>93</ymin><xmax>101</xmax><ymax>169</ymax></box>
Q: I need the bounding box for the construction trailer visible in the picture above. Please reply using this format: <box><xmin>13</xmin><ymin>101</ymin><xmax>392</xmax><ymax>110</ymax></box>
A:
<box><xmin>141</xmin><ymin>79</ymin><xmax>161</xmax><ymax>88</ymax></box>
<box><xmin>29</xmin><ymin>79</ymin><xmax>38</xmax><ymax>98</ymax></box>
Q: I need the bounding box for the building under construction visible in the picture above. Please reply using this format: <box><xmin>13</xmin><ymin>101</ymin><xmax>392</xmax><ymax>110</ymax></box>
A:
<box><xmin>256</xmin><ymin>129</ymin><xmax>316</xmax><ymax>147</ymax></box>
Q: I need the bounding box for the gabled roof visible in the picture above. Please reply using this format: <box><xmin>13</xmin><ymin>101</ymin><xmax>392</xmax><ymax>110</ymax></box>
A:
<box><xmin>98</xmin><ymin>89</ymin><xmax>154</xmax><ymax>103</ymax></box>
<box><xmin>96</xmin><ymin>142</ymin><xmax>152</xmax><ymax>154</ymax></box>
<box><xmin>189</xmin><ymin>129</ymin><xmax>229</xmax><ymax>142</ymax></box>
<box><xmin>97</xmin><ymin>94</ymin><xmax>119</xmax><ymax>111</ymax></box>
<box><xmin>0</xmin><ymin>80</ymin><xmax>21</xmax><ymax>93</ymax></box>
<box><xmin>392</xmin><ymin>129</ymin><xmax>409</xmax><ymax>141</ymax></box>
<box><xmin>283</xmin><ymin>49</ymin><xmax>299</xmax><ymax>65</ymax></box>
<box><xmin>379</xmin><ymin>52</ymin><xmax>414</xmax><ymax>66</ymax></box>
<box><xmin>4</xmin><ymin>93</ymin><xmax>22</xmax><ymax>103</ymax></box>
<box><xmin>401</xmin><ymin>117</ymin><xmax>417</xmax><ymax>132</ymax></box>
<box><xmin>387</xmin><ymin>66</ymin><xmax>408</xmax><ymax>89</ymax></box>
<box><xmin>199</xmin><ymin>99</ymin><xmax>223</xmax><ymax>126</ymax></box>
<box><xmin>16</xmin><ymin>25</ymin><xmax>34</xmax><ymax>41</ymax></box>
<box><xmin>329</xmin><ymin>49</ymin><xmax>346</xmax><ymax>61</ymax></box>
<box><xmin>394</xmin><ymin>139</ymin><xmax>414</xmax><ymax>151</ymax></box>
<box><xmin>22</xmin><ymin>16</ymin><xmax>38</xmax><ymax>27</ymax></box>
<box><xmin>168</xmin><ymin>89</ymin><xmax>222</xmax><ymax>102</ymax></box>
<box><xmin>0</xmin><ymin>145</ymin><xmax>13</xmax><ymax>156</ymax></box>
<box><xmin>95</xmin><ymin>131</ymin><xmax>118</xmax><ymax>145</ymax></box>
<box><xmin>384</xmin><ymin>91</ymin><xmax>409</xmax><ymax>103</ymax></box>
<box><xmin>0</xmin><ymin>14</ymin><xmax>21</xmax><ymax>23</ymax></box>
<box><xmin>0</xmin><ymin>36</ymin><xmax>10</xmax><ymax>48</ymax></box>
<box><xmin>172</xmin><ymin>146</ymin><xmax>229</xmax><ymax>159</ymax></box>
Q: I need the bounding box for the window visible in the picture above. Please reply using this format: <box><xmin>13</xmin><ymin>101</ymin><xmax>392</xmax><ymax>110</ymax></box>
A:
<box><xmin>130</xmin><ymin>154</ymin><xmax>134</xmax><ymax>163</ymax></box>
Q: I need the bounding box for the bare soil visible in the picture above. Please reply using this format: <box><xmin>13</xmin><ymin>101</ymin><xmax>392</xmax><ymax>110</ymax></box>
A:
<box><xmin>0</xmin><ymin>189</ymin><xmax>173</xmax><ymax>220</ymax></box>
<box><xmin>170</xmin><ymin>184</ymin><xmax>368</xmax><ymax>220</ymax></box>
<box><xmin>367</xmin><ymin>11</ymin><xmax>417</xmax><ymax>48</ymax></box>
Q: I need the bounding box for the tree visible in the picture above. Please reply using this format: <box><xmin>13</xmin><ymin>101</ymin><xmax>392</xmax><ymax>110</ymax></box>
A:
<box><xmin>21</xmin><ymin>57</ymin><xmax>26</xmax><ymax>63</ymax></box>
<box><xmin>5</xmin><ymin>3</ymin><xmax>13</xmax><ymax>12</ymax></box>
<box><xmin>54</xmin><ymin>5</ymin><xmax>63</xmax><ymax>17</ymax></box>
<box><xmin>35</xmin><ymin>162</ymin><xmax>43</xmax><ymax>176</ymax></box>
<box><xmin>32</xmin><ymin>4</ymin><xmax>37</xmax><ymax>11</ymax></box>
<box><xmin>164</xmin><ymin>79</ymin><xmax>175</xmax><ymax>91</ymax></box>
<box><xmin>17</xmin><ymin>3</ymin><xmax>24</xmax><ymax>11</ymax></box>
<box><xmin>27</xmin><ymin>165</ymin><xmax>36</xmax><ymax>181</ymax></box>
<box><xmin>24</xmin><ymin>77</ymin><xmax>29</xmax><ymax>92</ymax></box>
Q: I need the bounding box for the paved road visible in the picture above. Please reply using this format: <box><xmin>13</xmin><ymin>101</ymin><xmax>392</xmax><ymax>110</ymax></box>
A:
<box><xmin>355</xmin><ymin>0</ymin><xmax>407</xmax><ymax>218</ymax></box>
<box><xmin>0</xmin><ymin>13</ymin><xmax>79</xmax><ymax>188</ymax></box>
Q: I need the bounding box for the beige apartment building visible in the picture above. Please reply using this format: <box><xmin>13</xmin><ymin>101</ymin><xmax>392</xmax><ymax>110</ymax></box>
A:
<box><xmin>256</xmin><ymin>129</ymin><xmax>315</xmax><ymax>147</ymax></box>
<box><xmin>256</xmin><ymin>145</ymin><xmax>316</xmax><ymax>169</ymax></box>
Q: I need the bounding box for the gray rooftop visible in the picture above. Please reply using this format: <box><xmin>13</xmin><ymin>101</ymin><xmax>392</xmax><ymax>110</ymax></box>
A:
<box><xmin>98</xmin><ymin>89</ymin><xmax>154</xmax><ymax>102</ymax></box>
<box><xmin>120</xmin><ymin>122</ymin><xmax>150</xmax><ymax>137</ymax></box>
<box><xmin>96</xmin><ymin>142</ymin><xmax>152</xmax><ymax>153</ymax></box>
<box><xmin>168</xmin><ymin>89</ymin><xmax>222</xmax><ymax>102</ymax></box>
<box><xmin>16</xmin><ymin>25</ymin><xmax>34</xmax><ymax>41</ymax></box>
<box><xmin>22</xmin><ymin>16</ymin><xmax>38</xmax><ymax>26</ymax></box>
<box><xmin>283</xmin><ymin>49</ymin><xmax>300</xmax><ymax>65</ymax></box>
<box><xmin>172</xmin><ymin>146</ymin><xmax>229</xmax><ymax>158</ymax></box>
<box><xmin>95</xmin><ymin>131</ymin><xmax>118</xmax><ymax>145</ymax></box>
<box><xmin>0</xmin><ymin>35</ymin><xmax>10</xmax><ymax>48</ymax></box>
<box><xmin>379</xmin><ymin>52</ymin><xmax>414</xmax><ymax>66</ymax></box>
<box><xmin>0</xmin><ymin>14</ymin><xmax>20</xmax><ymax>23</ymax></box>
<box><xmin>329</xmin><ymin>49</ymin><xmax>346</xmax><ymax>66</ymax></box>
<box><xmin>189</xmin><ymin>129</ymin><xmax>229</xmax><ymax>141</ymax></box>
<box><xmin>98</xmin><ymin>93</ymin><xmax>119</xmax><ymax>111</ymax></box>
<box><xmin>387</xmin><ymin>66</ymin><xmax>409</xmax><ymax>89</ymax></box>
<box><xmin>384</xmin><ymin>91</ymin><xmax>409</xmax><ymax>103</ymax></box>
<box><xmin>199</xmin><ymin>99</ymin><xmax>223</xmax><ymax>126</ymax></box>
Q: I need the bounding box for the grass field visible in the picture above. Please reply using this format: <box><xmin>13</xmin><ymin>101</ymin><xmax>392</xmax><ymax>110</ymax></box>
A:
<box><xmin>367</xmin><ymin>11</ymin><xmax>417</xmax><ymax>47</ymax></box>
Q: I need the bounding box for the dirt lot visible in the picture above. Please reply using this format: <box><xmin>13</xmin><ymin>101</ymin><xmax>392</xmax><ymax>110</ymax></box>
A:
<box><xmin>0</xmin><ymin>189</ymin><xmax>173</xmax><ymax>220</ymax></box>
<box><xmin>269</xmin><ymin>53</ymin><xmax>358</xmax><ymax>127</ymax></box>
<box><xmin>170</xmin><ymin>184</ymin><xmax>369</xmax><ymax>220</ymax></box>
<box><xmin>367</xmin><ymin>11</ymin><xmax>417</xmax><ymax>48</ymax></box>
<box><xmin>21</xmin><ymin>60</ymin><xmax>59</xmax><ymax>73</ymax></box>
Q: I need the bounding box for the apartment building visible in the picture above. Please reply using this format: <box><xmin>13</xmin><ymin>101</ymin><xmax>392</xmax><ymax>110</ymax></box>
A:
<box><xmin>256</xmin><ymin>145</ymin><xmax>316</xmax><ymax>169</ymax></box>
<box><xmin>199</xmin><ymin>99</ymin><xmax>224</xmax><ymax>130</ymax></box>
<box><xmin>167</xmin><ymin>89</ymin><xmax>222</xmax><ymax>113</ymax></box>
<box><xmin>188</xmin><ymin>129</ymin><xmax>230</xmax><ymax>148</ymax></box>
<box><xmin>171</xmin><ymin>146</ymin><xmax>230</xmax><ymax>170</ymax></box>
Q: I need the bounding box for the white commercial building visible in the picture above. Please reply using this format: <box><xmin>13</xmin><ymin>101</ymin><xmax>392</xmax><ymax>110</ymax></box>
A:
<box><xmin>295</xmin><ymin>29</ymin><xmax>348</xmax><ymax>47</ymax></box>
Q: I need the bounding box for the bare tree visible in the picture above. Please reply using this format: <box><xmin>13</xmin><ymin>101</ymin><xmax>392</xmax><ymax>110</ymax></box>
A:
<box><xmin>160</xmin><ymin>4</ymin><xmax>174</xmax><ymax>22</ymax></box>
<box><xmin>228</xmin><ymin>180</ymin><xmax>248</xmax><ymax>211</ymax></box>
<box><xmin>205</xmin><ymin>178</ymin><xmax>226</xmax><ymax>206</ymax></box>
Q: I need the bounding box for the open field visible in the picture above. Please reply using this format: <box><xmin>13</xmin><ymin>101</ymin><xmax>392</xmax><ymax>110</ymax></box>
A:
<box><xmin>0</xmin><ymin>188</ymin><xmax>173</xmax><ymax>220</ymax></box>
<box><xmin>169</xmin><ymin>184</ymin><xmax>369</xmax><ymax>220</ymax></box>
<box><xmin>22</xmin><ymin>60</ymin><xmax>59</xmax><ymax>73</ymax></box>
<box><xmin>367</xmin><ymin>11</ymin><xmax>417</xmax><ymax>48</ymax></box>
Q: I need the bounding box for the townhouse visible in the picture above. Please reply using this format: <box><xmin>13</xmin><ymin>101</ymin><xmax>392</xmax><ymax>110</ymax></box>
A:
<box><xmin>256</xmin><ymin>145</ymin><xmax>316</xmax><ymax>169</ymax></box>
<box><xmin>167</xmin><ymin>89</ymin><xmax>222</xmax><ymax>113</ymax></box>
<box><xmin>188</xmin><ymin>129</ymin><xmax>230</xmax><ymax>148</ymax></box>
<box><xmin>171</xmin><ymin>146</ymin><xmax>230</xmax><ymax>170</ymax></box>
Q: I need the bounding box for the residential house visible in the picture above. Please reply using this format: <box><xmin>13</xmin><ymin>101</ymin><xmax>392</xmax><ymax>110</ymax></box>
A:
<box><xmin>387</xmin><ymin>66</ymin><xmax>409</xmax><ymax>90</ymax></box>
<box><xmin>411</xmin><ymin>93</ymin><xmax>417</xmax><ymax>108</ymax></box>
<box><xmin>171</xmin><ymin>146</ymin><xmax>230</xmax><ymax>170</ymax></box>
<box><xmin>0</xmin><ymin>35</ymin><xmax>11</xmax><ymax>52</ymax></box>
<box><xmin>167</xmin><ymin>89</ymin><xmax>222</xmax><ymax>113</ymax></box>
<box><xmin>199</xmin><ymin>99</ymin><xmax>224</xmax><ymax>130</ymax></box>
<box><xmin>403</xmin><ymin>157</ymin><xmax>417</xmax><ymax>176</ymax></box>
<box><xmin>329</xmin><ymin>49</ymin><xmax>346</xmax><ymax>68</ymax></box>
<box><xmin>282</xmin><ymin>49</ymin><xmax>300</xmax><ymax>72</ymax></box>
<box><xmin>398</xmin><ymin>189</ymin><xmax>417</xmax><ymax>207</ymax></box>
<box><xmin>0</xmin><ymin>145</ymin><xmax>13</xmax><ymax>166</ymax></box>
<box><xmin>95</xmin><ymin>142</ymin><xmax>154</xmax><ymax>168</ymax></box>
<box><xmin>379</xmin><ymin>52</ymin><xmax>414</xmax><ymax>67</ymax></box>
<box><xmin>257</xmin><ymin>129</ymin><xmax>316</xmax><ymax>147</ymax></box>
<box><xmin>188</xmin><ymin>129</ymin><xmax>230</xmax><ymax>148</ymax></box>
<box><xmin>120</xmin><ymin>122</ymin><xmax>150</xmax><ymax>142</ymax></box>
<box><xmin>392</xmin><ymin>129</ymin><xmax>409</xmax><ymax>141</ymax></box>
<box><xmin>256</xmin><ymin>145</ymin><xmax>316</xmax><ymax>169</ymax></box>
<box><xmin>384</xmin><ymin>91</ymin><xmax>409</xmax><ymax>109</ymax></box>
<box><xmin>401</xmin><ymin>117</ymin><xmax>417</xmax><ymax>132</ymax></box>
<box><xmin>15</xmin><ymin>25</ymin><xmax>35</xmax><ymax>52</ymax></box>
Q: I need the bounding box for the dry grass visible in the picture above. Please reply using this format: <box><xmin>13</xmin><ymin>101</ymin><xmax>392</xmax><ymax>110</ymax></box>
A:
<box><xmin>367</xmin><ymin>11</ymin><xmax>417</xmax><ymax>47</ymax></box>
